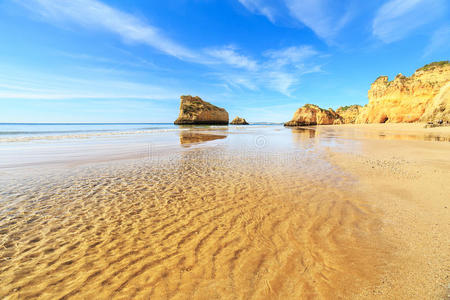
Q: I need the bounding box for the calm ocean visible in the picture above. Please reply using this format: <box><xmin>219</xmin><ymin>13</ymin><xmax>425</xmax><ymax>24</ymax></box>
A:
<box><xmin>0</xmin><ymin>123</ymin><xmax>178</xmax><ymax>142</ymax></box>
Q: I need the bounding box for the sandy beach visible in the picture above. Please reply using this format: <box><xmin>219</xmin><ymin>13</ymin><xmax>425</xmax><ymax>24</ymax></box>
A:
<box><xmin>2</xmin><ymin>1</ymin><xmax>449</xmax><ymax>298</ymax></box>
<box><xmin>0</xmin><ymin>124</ymin><xmax>449</xmax><ymax>299</ymax></box>
<box><xmin>325</xmin><ymin>124</ymin><xmax>450</xmax><ymax>299</ymax></box>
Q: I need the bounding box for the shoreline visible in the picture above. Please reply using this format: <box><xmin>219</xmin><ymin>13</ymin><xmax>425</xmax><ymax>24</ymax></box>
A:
<box><xmin>290</xmin><ymin>122</ymin><xmax>450</xmax><ymax>137</ymax></box>
<box><xmin>326</xmin><ymin>122</ymin><xmax>450</xmax><ymax>134</ymax></box>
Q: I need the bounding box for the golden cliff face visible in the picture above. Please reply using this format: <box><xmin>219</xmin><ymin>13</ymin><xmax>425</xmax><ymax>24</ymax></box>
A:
<box><xmin>174</xmin><ymin>96</ymin><xmax>229</xmax><ymax>125</ymax></box>
<box><xmin>284</xmin><ymin>104</ymin><xmax>343</xmax><ymax>126</ymax></box>
<box><xmin>356</xmin><ymin>62</ymin><xmax>450</xmax><ymax>123</ymax></box>
<box><xmin>420</xmin><ymin>82</ymin><xmax>450</xmax><ymax>123</ymax></box>
<box><xmin>336</xmin><ymin>105</ymin><xmax>363</xmax><ymax>124</ymax></box>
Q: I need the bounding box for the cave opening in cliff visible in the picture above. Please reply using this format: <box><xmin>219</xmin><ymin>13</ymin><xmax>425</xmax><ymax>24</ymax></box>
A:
<box><xmin>380</xmin><ymin>116</ymin><xmax>389</xmax><ymax>123</ymax></box>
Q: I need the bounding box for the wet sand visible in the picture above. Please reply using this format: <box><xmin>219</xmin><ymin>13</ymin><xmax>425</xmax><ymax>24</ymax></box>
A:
<box><xmin>0</xmin><ymin>124</ymin><xmax>448</xmax><ymax>299</ymax></box>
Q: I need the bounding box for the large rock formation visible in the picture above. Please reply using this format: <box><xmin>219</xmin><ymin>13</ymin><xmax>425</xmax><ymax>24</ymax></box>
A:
<box><xmin>356</xmin><ymin>61</ymin><xmax>450</xmax><ymax>123</ymax></box>
<box><xmin>174</xmin><ymin>95</ymin><xmax>229</xmax><ymax>125</ymax></box>
<box><xmin>284</xmin><ymin>104</ymin><xmax>343</xmax><ymax>126</ymax></box>
<box><xmin>230</xmin><ymin>116</ymin><xmax>249</xmax><ymax>125</ymax></box>
<box><xmin>336</xmin><ymin>105</ymin><xmax>363</xmax><ymax>124</ymax></box>
<box><xmin>420</xmin><ymin>82</ymin><xmax>450</xmax><ymax>123</ymax></box>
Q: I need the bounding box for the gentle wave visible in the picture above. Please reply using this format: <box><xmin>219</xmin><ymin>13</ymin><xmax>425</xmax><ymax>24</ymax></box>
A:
<box><xmin>0</xmin><ymin>127</ymin><xmax>167</xmax><ymax>136</ymax></box>
<box><xmin>0</xmin><ymin>123</ymin><xmax>281</xmax><ymax>143</ymax></box>
<box><xmin>0</xmin><ymin>128</ymin><xmax>186</xmax><ymax>143</ymax></box>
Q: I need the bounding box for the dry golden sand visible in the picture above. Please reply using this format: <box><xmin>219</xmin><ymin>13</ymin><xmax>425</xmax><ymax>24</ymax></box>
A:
<box><xmin>322</xmin><ymin>124</ymin><xmax>450</xmax><ymax>299</ymax></box>
<box><xmin>0</xmin><ymin>124</ymin><xmax>448</xmax><ymax>299</ymax></box>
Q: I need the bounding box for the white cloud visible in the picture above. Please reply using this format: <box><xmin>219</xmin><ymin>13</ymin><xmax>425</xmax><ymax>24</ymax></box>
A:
<box><xmin>238</xmin><ymin>0</ymin><xmax>357</xmax><ymax>43</ymax></box>
<box><xmin>209</xmin><ymin>45</ymin><xmax>322</xmax><ymax>96</ymax></box>
<box><xmin>283</xmin><ymin>0</ymin><xmax>355</xmax><ymax>42</ymax></box>
<box><xmin>265</xmin><ymin>71</ymin><xmax>298</xmax><ymax>96</ymax></box>
<box><xmin>0</xmin><ymin>67</ymin><xmax>181</xmax><ymax>100</ymax></box>
<box><xmin>264</xmin><ymin>45</ymin><xmax>318</xmax><ymax>67</ymax></box>
<box><xmin>18</xmin><ymin>0</ymin><xmax>300</xmax><ymax>73</ymax></box>
<box><xmin>206</xmin><ymin>46</ymin><xmax>259</xmax><ymax>71</ymax></box>
<box><xmin>423</xmin><ymin>24</ymin><xmax>450</xmax><ymax>57</ymax></box>
<box><xmin>262</xmin><ymin>46</ymin><xmax>321</xmax><ymax>95</ymax></box>
<box><xmin>237</xmin><ymin>0</ymin><xmax>277</xmax><ymax>22</ymax></box>
<box><xmin>19</xmin><ymin>0</ymin><xmax>197</xmax><ymax>60</ymax></box>
<box><xmin>15</xmin><ymin>0</ymin><xmax>323</xmax><ymax>97</ymax></box>
<box><xmin>216</xmin><ymin>73</ymin><xmax>260</xmax><ymax>91</ymax></box>
<box><xmin>373</xmin><ymin>0</ymin><xmax>447</xmax><ymax>43</ymax></box>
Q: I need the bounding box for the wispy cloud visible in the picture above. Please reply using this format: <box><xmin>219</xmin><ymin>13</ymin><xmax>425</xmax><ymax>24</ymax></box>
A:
<box><xmin>14</xmin><ymin>0</ymin><xmax>323</xmax><ymax>97</ymax></box>
<box><xmin>18</xmin><ymin>0</ymin><xmax>312</xmax><ymax>75</ymax></box>
<box><xmin>262</xmin><ymin>46</ymin><xmax>321</xmax><ymax>95</ymax></box>
<box><xmin>0</xmin><ymin>67</ymin><xmax>181</xmax><ymax>100</ymax></box>
<box><xmin>206</xmin><ymin>46</ymin><xmax>258</xmax><ymax>71</ymax></box>
<box><xmin>264</xmin><ymin>45</ymin><xmax>318</xmax><ymax>67</ymax></box>
<box><xmin>210</xmin><ymin>45</ymin><xmax>322</xmax><ymax>96</ymax></box>
<box><xmin>237</xmin><ymin>0</ymin><xmax>357</xmax><ymax>43</ymax></box>
<box><xmin>423</xmin><ymin>24</ymin><xmax>450</xmax><ymax>57</ymax></box>
<box><xmin>18</xmin><ymin>0</ymin><xmax>197</xmax><ymax>60</ymax></box>
<box><xmin>373</xmin><ymin>0</ymin><xmax>447</xmax><ymax>43</ymax></box>
<box><xmin>238</xmin><ymin>0</ymin><xmax>448</xmax><ymax>46</ymax></box>
<box><xmin>215</xmin><ymin>73</ymin><xmax>260</xmax><ymax>91</ymax></box>
<box><xmin>265</xmin><ymin>71</ymin><xmax>298</xmax><ymax>96</ymax></box>
<box><xmin>283</xmin><ymin>0</ymin><xmax>355</xmax><ymax>42</ymax></box>
<box><xmin>55</xmin><ymin>51</ymin><xmax>159</xmax><ymax>71</ymax></box>
<box><xmin>237</xmin><ymin>0</ymin><xmax>277</xmax><ymax>22</ymax></box>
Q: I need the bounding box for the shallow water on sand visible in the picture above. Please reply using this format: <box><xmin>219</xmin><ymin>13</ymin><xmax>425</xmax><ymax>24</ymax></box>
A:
<box><xmin>0</xmin><ymin>126</ymin><xmax>394</xmax><ymax>299</ymax></box>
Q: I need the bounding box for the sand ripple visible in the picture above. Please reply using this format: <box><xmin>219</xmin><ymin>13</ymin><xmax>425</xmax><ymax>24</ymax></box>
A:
<box><xmin>0</xmin><ymin>147</ymin><xmax>389</xmax><ymax>299</ymax></box>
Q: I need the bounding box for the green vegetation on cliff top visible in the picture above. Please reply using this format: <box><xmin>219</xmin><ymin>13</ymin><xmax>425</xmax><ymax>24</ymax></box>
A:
<box><xmin>417</xmin><ymin>61</ymin><xmax>449</xmax><ymax>72</ymax></box>
<box><xmin>337</xmin><ymin>105</ymin><xmax>362</xmax><ymax>112</ymax></box>
<box><xmin>304</xmin><ymin>104</ymin><xmax>321</xmax><ymax>109</ymax></box>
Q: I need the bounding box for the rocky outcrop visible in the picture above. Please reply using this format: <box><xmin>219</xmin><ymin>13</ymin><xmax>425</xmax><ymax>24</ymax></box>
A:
<box><xmin>230</xmin><ymin>116</ymin><xmax>249</xmax><ymax>125</ymax></box>
<box><xmin>336</xmin><ymin>105</ymin><xmax>363</xmax><ymax>124</ymax></box>
<box><xmin>284</xmin><ymin>104</ymin><xmax>343</xmax><ymax>126</ymax></box>
<box><xmin>174</xmin><ymin>96</ymin><xmax>229</xmax><ymax>125</ymax></box>
<box><xmin>420</xmin><ymin>82</ymin><xmax>450</xmax><ymax>123</ymax></box>
<box><xmin>356</xmin><ymin>61</ymin><xmax>450</xmax><ymax>123</ymax></box>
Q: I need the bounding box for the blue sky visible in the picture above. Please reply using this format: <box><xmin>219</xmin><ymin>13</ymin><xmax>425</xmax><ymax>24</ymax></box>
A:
<box><xmin>0</xmin><ymin>0</ymin><xmax>449</xmax><ymax>123</ymax></box>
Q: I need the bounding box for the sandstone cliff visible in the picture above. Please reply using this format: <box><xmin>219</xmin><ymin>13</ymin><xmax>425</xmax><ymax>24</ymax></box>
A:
<box><xmin>284</xmin><ymin>104</ymin><xmax>343</xmax><ymax>126</ymax></box>
<box><xmin>356</xmin><ymin>61</ymin><xmax>450</xmax><ymax>123</ymax></box>
<box><xmin>336</xmin><ymin>105</ymin><xmax>363</xmax><ymax>124</ymax></box>
<box><xmin>174</xmin><ymin>96</ymin><xmax>229</xmax><ymax>125</ymax></box>
<box><xmin>420</xmin><ymin>82</ymin><xmax>450</xmax><ymax>123</ymax></box>
<box><xmin>230</xmin><ymin>117</ymin><xmax>249</xmax><ymax>125</ymax></box>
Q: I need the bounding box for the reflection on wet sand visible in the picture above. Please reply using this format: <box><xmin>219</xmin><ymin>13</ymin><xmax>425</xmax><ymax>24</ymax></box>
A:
<box><xmin>376</xmin><ymin>133</ymin><xmax>450</xmax><ymax>142</ymax></box>
<box><xmin>291</xmin><ymin>127</ymin><xmax>316</xmax><ymax>139</ymax></box>
<box><xmin>288</xmin><ymin>126</ymin><xmax>450</xmax><ymax>142</ymax></box>
<box><xmin>179</xmin><ymin>132</ymin><xmax>227</xmax><ymax>147</ymax></box>
<box><xmin>290</xmin><ymin>128</ymin><xmax>320</xmax><ymax>151</ymax></box>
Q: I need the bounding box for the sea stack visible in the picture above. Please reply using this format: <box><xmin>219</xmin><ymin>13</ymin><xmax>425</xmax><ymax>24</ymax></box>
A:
<box><xmin>230</xmin><ymin>116</ymin><xmax>249</xmax><ymax>125</ymax></box>
<box><xmin>356</xmin><ymin>61</ymin><xmax>450</xmax><ymax>123</ymax></box>
<box><xmin>174</xmin><ymin>95</ymin><xmax>229</xmax><ymax>125</ymax></box>
<box><xmin>284</xmin><ymin>104</ymin><xmax>343</xmax><ymax>126</ymax></box>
